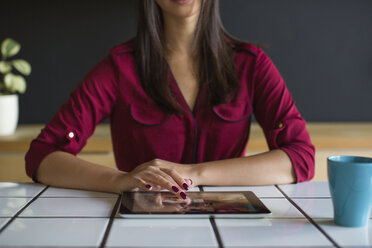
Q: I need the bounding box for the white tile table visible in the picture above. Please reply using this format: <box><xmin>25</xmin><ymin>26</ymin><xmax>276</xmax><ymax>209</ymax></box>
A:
<box><xmin>215</xmin><ymin>218</ymin><xmax>332</xmax><ymax>247</ymax></box>
<box><xmin>0</xmin><ymin>198</ymin><xmax>33</xmax><ymax>217</ymax></box>
<box><xmin>19</xmin><ymin>197</ymin><xmax>117</xmax><ymax>217</ymax></box>
<box><xmin>40</xmin><ymin>186</ymin><xmax>118</xmax><ymax>198</ymax></box>
<box><xmin>278</xmin><ymin>181</ymin><xmax>331</xmax><ymax>198</ymax></box>
<box><xmin>106</xmin><ymin>219</ymin><xmax>218</xmax><ymax>247</ymax></box>
<box><xmin>315</xmin><ymin>219</ymin><xmax>372</xmax><ymax>247</ymax></box>
<box><xmin>0</xmin><ymin>181</ymin><xmax>371</xmax><ymax>247</ymax></box>
<box><xmin>260</xmin><ymin>198</ymin><xmax>304</xmax><ymax>218</ymax></box>
<box><xmin>0</xmin><ymin>183</ymin><xmax>45</xmax><ymax>198</ymax></box>
<box><xmin>0</xmin><ymin>218</ymin><xmax>109</xmax><ymax>247</ymax></box>
<box><xmin>0</xmin><ymin>219</ymin><xmax>10</xmax><ymax>230</ymax></box>
<box><xmin>293</xmin><ymin>198</ymin><xmax>334</xmax><ymax>219</ymax></box>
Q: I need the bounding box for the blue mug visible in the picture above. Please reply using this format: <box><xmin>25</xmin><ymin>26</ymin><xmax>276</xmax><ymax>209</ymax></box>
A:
<box><xmin>328</xmin><ymin>156</ymin><xmax>372</xmax><ymax>227</ymax></box>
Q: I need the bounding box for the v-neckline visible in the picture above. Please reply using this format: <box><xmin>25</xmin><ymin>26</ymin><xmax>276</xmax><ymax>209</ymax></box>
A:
<box><xmin>167</xmin><ymin>64</ymin><xmax>202</xmax><ymax>115</ymax></box>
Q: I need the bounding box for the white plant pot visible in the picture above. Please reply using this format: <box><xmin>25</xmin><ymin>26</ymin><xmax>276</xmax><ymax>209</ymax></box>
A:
<box><xmin>0</xmin><ymin>94</ymin><xmax>19</xmax><ymax>135</ymax></box>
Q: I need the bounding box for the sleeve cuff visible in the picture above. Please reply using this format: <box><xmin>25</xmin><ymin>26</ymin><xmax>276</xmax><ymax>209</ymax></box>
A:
<box><xmin>25</xmin><ymin>140</ymin><xmax>60</xmax><ymax>182</ymax></box>
<box><xmin>280</xmin><ymin>146</ymin><xmax>315</xmax><ymax>183</ymax></box>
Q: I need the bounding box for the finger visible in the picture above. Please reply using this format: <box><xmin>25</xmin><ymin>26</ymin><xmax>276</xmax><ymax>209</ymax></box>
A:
<box><xmin>152</xmin><ymin>185</ymin><xmax>163</xmax><ymax>191</ymax></box>
<box><xmin>147</xmin><ymin>168</ymin><xmax>184</xmax><ymax>193</ymax></box>
<box><xmin>187</xmin><ymin>179</ymin><xmax>193</xmax><ymax>186</ymax></box>
<box><xmin>144</xmin><ymin>173</ymin><xmax>188</xmax><ymax>200</ymax></box>
<box><xmin>156</xmin><ymin>170</ymin><xmax>189</xmax><ymax>196</ymax></box>
<box><xmin>145</xmin><ymin>173</ymin><xmax>178</xmax><ymax>193</ymax></box>
<box><xmin>146</xmin><ymin>160</ymin><xmax>189</xmax><ymax>190</ymax></box>
<box><xmin>161</xmin><ymin>168</ymin><xmax>190</xmax><ymax>191</ymax></box>
<box><xmin>132</xmin><ymin>177</ymin><xmax>153</xmax><ymax>191</ymax></box>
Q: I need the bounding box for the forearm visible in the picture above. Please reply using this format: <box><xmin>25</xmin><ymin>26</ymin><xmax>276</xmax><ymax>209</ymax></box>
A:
<box><xmin>36</xmin><ymin>151</ymin><xmax>126</xmax><ymax>194</ymax></box>
<box><xmin>194</xmin><ymin>149</ymin><xmax>296</xmax><ymax>186</ymax></box>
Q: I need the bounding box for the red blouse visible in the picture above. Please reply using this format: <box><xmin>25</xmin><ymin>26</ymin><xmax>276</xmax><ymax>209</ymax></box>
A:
<box><xmin>25</xmin><ymin>39</ymin><xmax>315</xmax><ymax>183</ymax></box>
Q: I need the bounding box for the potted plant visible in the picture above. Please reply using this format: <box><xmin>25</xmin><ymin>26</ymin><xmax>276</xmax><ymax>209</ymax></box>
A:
<box><xmin>0</xmin><ymin>38</ymin><xmax>31</xmax><ymax>135</ymax></box>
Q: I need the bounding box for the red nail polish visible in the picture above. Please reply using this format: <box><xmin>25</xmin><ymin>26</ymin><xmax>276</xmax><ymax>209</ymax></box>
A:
<box><xmin>180</xmin><ymin>192</ymin><xmax>187</xmax><ymax>199</ymax></box>
<box><xmin>189</xmin><ymin>179</ymin><xmax>193</xmax><ymax>185</ymax></box>
<box><xmin>172</xmin><ymin>186</ymin><xmax>179</xmax><ymax>192</ymax></box>
<box><xmin>145</xmin><ymin>184</ymin><xmax>152</xmax><ymax>189</ymax></box>
<box><xmin>183</xmin><ymin>183</ymin><xmax>189</xmax><ymax>191</ymax></box>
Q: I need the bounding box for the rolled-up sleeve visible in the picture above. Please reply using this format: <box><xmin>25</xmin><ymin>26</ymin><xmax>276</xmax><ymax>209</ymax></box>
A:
<box><xmin>25</xmin><ymin>55</ymin><xmax>118</xmax><ymax>182</ymax></box>
<box><xmin>252</xmin><ymin>48</ymin><xmax>315</xmax><ymax>182</ymax></box>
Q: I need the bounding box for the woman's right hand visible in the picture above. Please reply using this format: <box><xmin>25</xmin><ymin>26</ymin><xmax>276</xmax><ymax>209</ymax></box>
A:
<box><xmin>118</xmin><ymin>159</ymin><xmax>192</xmax><ymax>200</ymax></box>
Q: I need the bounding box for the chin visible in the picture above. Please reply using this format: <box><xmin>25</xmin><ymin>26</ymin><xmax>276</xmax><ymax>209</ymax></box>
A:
<box><xmin>157</xmin><ymin>0</ymin><xmax>202</xmax><ymax>19</ymax></box>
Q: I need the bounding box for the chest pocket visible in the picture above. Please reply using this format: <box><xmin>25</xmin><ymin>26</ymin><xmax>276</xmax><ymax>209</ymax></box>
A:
<box><xmin>207</xmin><ymin>100</ymin><xmax>253</xmax><ymax>159</ymax></box>
<box><xmin>212</xmin><ymin>100</ymin><xmax>252</xmax><ymax>122</ymax></box>
<box><xmin>130</xmin><ymin>103</ymin><xmax>173</xmax><ymax>126</ymax></box>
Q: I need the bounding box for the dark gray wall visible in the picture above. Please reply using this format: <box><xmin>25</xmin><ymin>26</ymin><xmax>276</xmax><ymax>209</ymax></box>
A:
<box><xmin>1</xmin><ymin>0</ymin><xmax>371</xmax><ymax>123</ymax></box>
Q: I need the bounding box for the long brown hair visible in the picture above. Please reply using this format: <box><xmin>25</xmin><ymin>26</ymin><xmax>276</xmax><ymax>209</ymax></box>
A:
<box><xmin>135</xmin><ymin>0</ymin><xmax>241</xmax><ymax>113</ymax></box>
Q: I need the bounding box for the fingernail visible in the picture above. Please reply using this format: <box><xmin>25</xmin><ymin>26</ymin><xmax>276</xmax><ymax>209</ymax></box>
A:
<box><xmin>145</xmin><ymin>184</ymin><xmax>152</xmax><ymax>190</ymax></box>
<box><xmin>180</xmin><ymin>192</ymin><xmax>187</xmax><ymax>199</ymax></box>
<box><xmin>172</xmin><ymin>186</ymin><xmax>179</xmax><ymax>192</ymax></box>
<box><xmin>183</xmin><ymin>183</ymin><xmax>189</xmax><ymax>191</ymax></box>
<box><xmin>188</xmin><ymin>179</ymin><xmax>193</xmax><ymax>185</ymax></box>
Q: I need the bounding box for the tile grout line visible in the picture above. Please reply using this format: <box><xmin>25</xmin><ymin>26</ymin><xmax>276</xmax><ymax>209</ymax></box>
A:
<box><xmin>0</xmin><ymin>185</ymin><xmax>49</xmax><ymax>234</ymax></box>
<box><xmin>99</xmin><ymin>194</ymin><xmax>122</xmax><ymax>248</ymax></box>
<box><xmin>209</xmin><ymin>217</ymin><xmax>224</xmax><ymax>248</ymax></box>
<box><xmin>199</xmin><ymin>186</ymin><xmax>224</xmax><ymax>248</ymax></box>
<box><xmin>275</xmin><ymin>185</ymin><xmax>341</xmax><ymax>248</ymax></box>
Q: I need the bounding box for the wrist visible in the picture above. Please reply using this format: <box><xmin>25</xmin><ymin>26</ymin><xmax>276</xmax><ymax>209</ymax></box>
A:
<box><xmin>112</xmin><ymin>170</ymin><xmax>129</xmax><ymax>194</ymax></box>
<box><xmin>188</xmin><ymin>163</ymin><xmax>204</xmax><ymax>187</ymax></box>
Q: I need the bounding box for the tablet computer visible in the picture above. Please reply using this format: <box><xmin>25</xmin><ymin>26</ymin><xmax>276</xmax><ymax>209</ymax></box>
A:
<box><xmin>118</xmin><ymin>191</ymin><xmax>271</xmax><ymax>218</ymax></box>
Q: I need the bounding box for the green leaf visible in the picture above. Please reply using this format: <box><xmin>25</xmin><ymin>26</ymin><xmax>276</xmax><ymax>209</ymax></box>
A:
<box><xmin>13</xmin><ymin>76</ymin><xmax>27</xmax><ymax>94</ymax></box>
<box><xmin>0</xmin><ymin>61</ymin><xmax>12</xmax><ymax>73</ymax></box>
<box><xmin>4</xmin><ymin>73</ymin><xmax>26</xmax><ymax>94</ymax></box>
<box><xmin>12</xmin><ymin>59</ymin><xmax>31</xmax><ymax>75</ymax></box>
<box><xmin>4</xmin><ymin>73</ymin><xmax>13</xmax><ymax>88</ymax></box>
<box><xmin>1</xmin><ymin>38</ymin><xmax>21</xmax><ymax>58</ymax></box>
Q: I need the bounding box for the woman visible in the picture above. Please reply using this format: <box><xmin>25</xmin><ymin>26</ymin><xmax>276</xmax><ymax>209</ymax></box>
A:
<box><xmin>25</xmin><ymin>0</ymin><xmax>315</xmax><ymax>200</ymax></box>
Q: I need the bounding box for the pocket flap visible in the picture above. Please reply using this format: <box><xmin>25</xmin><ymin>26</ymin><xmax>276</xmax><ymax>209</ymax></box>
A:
<box><xmin>212</xmin><ymin>100</ymin><xmax>252</xmax><ymax>122</ymax></box>
<box><xmin>130</xmin><ymin>103</ymin><xmax>172</xmax><ymax>126</ymax></box>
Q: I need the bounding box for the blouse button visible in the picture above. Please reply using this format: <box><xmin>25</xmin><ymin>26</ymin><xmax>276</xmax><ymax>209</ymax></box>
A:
<box><xmin>278</xmin><ymin>122</ymin><xmax>284</xmax><ymax>129</ymax></box>
<box><xmin>66</xmin><ymin>131</ymin><xmax>75</xmax><ymax>140</ymax></box>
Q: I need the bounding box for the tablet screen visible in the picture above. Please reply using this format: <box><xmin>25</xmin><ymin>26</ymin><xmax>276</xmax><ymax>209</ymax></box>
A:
<box><xmin>119</xmin><ymin>191</ymin><xmax>271</xmax><ymax>216</ymax></box>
